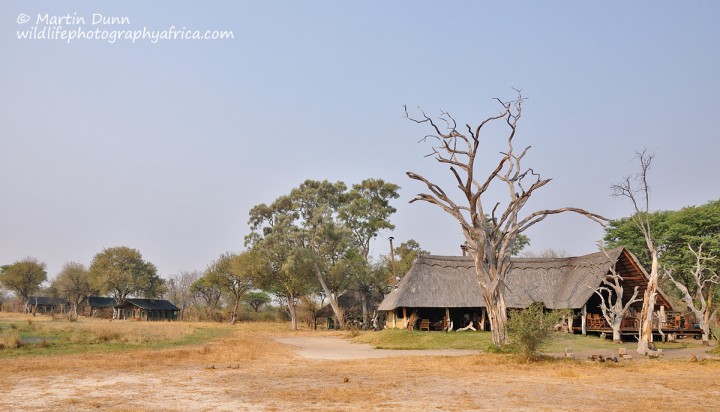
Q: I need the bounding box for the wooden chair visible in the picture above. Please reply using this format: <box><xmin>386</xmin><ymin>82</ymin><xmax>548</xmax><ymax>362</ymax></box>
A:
<box><xmin>419</xmin><ymin>319</ymin><xmax>430</xmax><ymax>331</ymax></box>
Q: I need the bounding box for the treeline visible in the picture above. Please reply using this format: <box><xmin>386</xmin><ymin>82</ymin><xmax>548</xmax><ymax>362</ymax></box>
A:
<box><xmin>0</xmin><ymin>178</ymin><xmax>429</xmax><ymax>327</ymax></box>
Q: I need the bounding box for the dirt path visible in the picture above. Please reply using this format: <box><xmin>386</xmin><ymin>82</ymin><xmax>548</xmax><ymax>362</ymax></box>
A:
<box><xmin>274</xmin><ymin>337</ymin><xmax>481</xmax><ymax>359</ymax></box>
<box><xmin>276</xmin><ymin>336</ymin><xmax>719</xmax><ymax>362</ymax></box>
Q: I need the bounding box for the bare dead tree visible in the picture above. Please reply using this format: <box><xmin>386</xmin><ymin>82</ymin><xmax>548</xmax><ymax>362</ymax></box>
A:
<box><xmin>405</xmin><ymin>92</ymin><xmax>607</xmax><ymax>346</ymax></box>
<box><xmin>611</xmin><ymin>150</ymin><xmax>662</xmax><ymax>356</ymax></box>
<box><xmin>589</xmin><ymin>248</ymin><xmax>642</xmax><ymax>342</ymax></box>
<box><xmin>665</xmin><ymin>244</ymin><xmax>719</xmax><ymax>345</ymax></box>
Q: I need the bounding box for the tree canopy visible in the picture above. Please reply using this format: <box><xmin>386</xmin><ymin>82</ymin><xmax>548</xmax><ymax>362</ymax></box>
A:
<box><xmin>53</xmin><ymin>262</ymin><xmax>93</xmax><ymax>319</ymax></box>
<box><xmin>203</xmin><ymin>252</ymin><xmax>255</xmax><ymax>323</ymax></box>
<box><xmin>0</xmin><ymin>257</ymin><xmax>47</xmax><ymax>306</ymax></box>
<box><xmin>604</xmin><ymin>199</ymin><xmax>720</xmax><ymax>289</ymax></box>
<box><xmin>88</xmin><ymin>246</ymin><xmax>164</xmax><ymax>302</ymax></box>
<box><xmin>246</xmin><ymin>178</ymin><xmax>399</xmax><ymax>329</ymax></box>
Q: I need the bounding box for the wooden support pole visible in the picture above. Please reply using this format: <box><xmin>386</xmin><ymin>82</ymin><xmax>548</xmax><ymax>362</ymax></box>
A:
<box><xmin>581</xmin><ymin>304</ymin><xmax>587</xmax><ymax>336</ymax></box>
<box><xmin>659</xmin><ymin>305</ymin><xmax>666</xmax><ymax>327</ymax></box>
<box><xmin>480</xmin><ymin>308</ymin><xmax>486</xmax><ymax>331</ymax></box>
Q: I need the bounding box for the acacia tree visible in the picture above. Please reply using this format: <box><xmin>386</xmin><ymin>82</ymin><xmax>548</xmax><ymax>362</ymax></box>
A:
<box><xmin>405</xmin><ymin>94</ymin><xmax>606</xmax><ymax>346</ymax></box>
<box><xmin>205</xmin><ymin>252</ymin><xmax>255</xmax><ymax>324</ymax></box>
<box><xmin>53</xmin><ymin>262</ymin><xmax>94</xmax><ymax>320</ymax></box>
<box><xmin>665</xmin><ymin>244</ymin><xmax>719</xmax><ymax>344</ymax></box>
<box><xmin>189</xmin><ymin>275</ymin><xmax>223</xmax><ymax>318</ymax></box>
<box><xmin>611</xmin><ymin>150</ymin><xmax>663</xmax><ymax>356</ymax></box>
<box><xmin>0</xmin><ymin>257</ymin><xmax>47</xmax><ymax>312</ymax></box>
<box><xmin>244</xmin><ymin>291</ymin><xmax>270</xmax><ymax>312</ymax></box>
<box><xmin>88</xmin><ymin>246</ymin><xmax>164</xmax><ymax>318</ymax></box>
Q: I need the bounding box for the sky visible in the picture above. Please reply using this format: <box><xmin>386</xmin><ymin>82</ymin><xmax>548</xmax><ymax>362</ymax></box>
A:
<box><xmin>1</xmin><ymin>1</ymin><xmax>719</xmax><ymax>283</ymax></box>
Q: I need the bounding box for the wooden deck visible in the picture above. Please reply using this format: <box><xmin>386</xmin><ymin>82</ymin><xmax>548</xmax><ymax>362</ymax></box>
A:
<box><xmin>576</xmin><ymin>315</ymin><xmax>704</xmax><ymax>338</ymax></box>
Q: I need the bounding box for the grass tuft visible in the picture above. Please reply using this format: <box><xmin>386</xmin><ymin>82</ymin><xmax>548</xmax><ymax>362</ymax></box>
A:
<box><xmin>2</xmin><ymin>329</ymin><xmax>22</xmax><ymax>349</ymax></box>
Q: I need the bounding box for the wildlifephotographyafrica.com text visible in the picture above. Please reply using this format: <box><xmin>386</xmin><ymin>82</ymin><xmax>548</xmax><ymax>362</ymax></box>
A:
<box><xmin>15</xmin><ymin>12</ymin><xmax>234</xmax><ymax>44</ymax></box>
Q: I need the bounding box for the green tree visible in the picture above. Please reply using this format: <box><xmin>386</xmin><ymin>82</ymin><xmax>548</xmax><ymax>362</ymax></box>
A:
<box><xmin>248</xmin><ymin>178</ymin><xmax>399</xmax><ymax>329</ymax></box>
<box><xmin>604</xmin><ymin>199</ymin><xmax>720</xmax><ymax>302</ymax></box>
<box><xmin>244</xmin><ymin>291</ymin><xmax>271</xmax><ymax>312</ymax></box>
<box><xmin>290</xmin><ymin>179</ymin><xmax>354</xmax><ymax>328</ymax></box>
<box><xmin>88</xmin><ymin>246</ymin><xmax>164</xmax><ymax>314</ymax></box>
<box><xmin>506</xmin><ymin>302</ymin><xmax>563</xmax><ymax>362</ymax></box>
<box><xmin>205</xmin><ymin>252</ymin><xmax>255</xmax><ymax>324</ymax></box>
<box><xmin>0</xmin><ymin>257</ymin><xmax>47</xmax><ymax>312</ymax></box>
<box><xmin>247</xmin><ymin>198</ymin><xmax>317</xmax><ymax>330</ymax></box>
<box><xmin>189</xmin><ymin>275</ymin><xmax>223</xmax><ymax>319</ymax></box>
<box><xmin>392</xmin><ymin>239</ymin><xmax>429</xmax><ymax>281</ymax></box>
<box><xmin>53</xmin><ymin>262</ymin><xmax>94</xmax><ymax>320</ymax></box>
<box><xmin>339</xmin><ymin>178</ymin><xmax>400</xmax><ymax>326</ymax></box>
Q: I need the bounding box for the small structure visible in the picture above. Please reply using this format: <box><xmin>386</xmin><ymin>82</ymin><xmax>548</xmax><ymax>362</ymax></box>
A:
<box><xmin>378</xmin><ymin>247</ymin><xmax>692</xmax><ymax>338</ymax></box>
<box><xmin>87</xmin><ymin>296</ymin><xmax>117</xmax><ymax>318</ymax></box>
<box><xmin>27</xmin><ymin>296</ymin><xmax>67</xmax><ymax>314</ymax></box>
<box><xmin>115</xmin><ymin>298</ymin><xmax>180</xmax><ymax>321</ymax></box>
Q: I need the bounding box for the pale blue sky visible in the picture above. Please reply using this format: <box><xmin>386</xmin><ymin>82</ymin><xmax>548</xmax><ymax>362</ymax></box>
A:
<box><xmin>1</xmin><ymin>1</ymin><xmax>719</xmax><ymax>282</ymax></box>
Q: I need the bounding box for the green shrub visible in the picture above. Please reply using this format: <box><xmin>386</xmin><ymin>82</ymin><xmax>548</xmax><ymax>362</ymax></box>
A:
<box><xmin>505</xmin><ymin>302</ymin><xmax>561</xmax><ymax>361</ymax></box>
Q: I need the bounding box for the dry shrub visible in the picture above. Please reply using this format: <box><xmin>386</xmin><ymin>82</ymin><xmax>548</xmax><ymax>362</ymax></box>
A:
<box><xmin>94</xmin><ymin>328</ymin><xmax>122</xmax><ymax>342</ymax></box>
<box><xmin>2</xmin><ymin>329</ymin><xmax>21</xmax><ymax>349</ymax></box>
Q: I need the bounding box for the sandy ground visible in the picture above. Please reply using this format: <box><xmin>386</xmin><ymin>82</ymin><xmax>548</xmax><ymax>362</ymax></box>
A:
<box><xmin>3</xmin><ymin>330</ymin><xmax>720</xmax><ymax>411</ymax></box>
<box><xmin>277</xmin><ymin>336</ymin><xmax>719</xmax><ymax>361</ymax></box>
<box><xmin>274</xmin><ymin>337</ymin><xmax>481</xmax><ymax>359</ymax></box>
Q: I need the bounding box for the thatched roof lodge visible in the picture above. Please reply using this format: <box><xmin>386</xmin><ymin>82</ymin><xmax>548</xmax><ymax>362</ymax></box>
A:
<box><xmin>378</xmin><ymin>247</ymin><xmax>676</xmax><ymax>335</ymax></box>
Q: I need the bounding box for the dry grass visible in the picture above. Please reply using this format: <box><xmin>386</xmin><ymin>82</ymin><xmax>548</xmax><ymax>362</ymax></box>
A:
<box><xmin>1</xmin><ymin>314</ymin><xmax>719</xmax><ymax>411</ymax></box>
<box><xmin>1</xmin><ymin>328</ymin><xmax>21</xmax><ymax>349</ymax></box>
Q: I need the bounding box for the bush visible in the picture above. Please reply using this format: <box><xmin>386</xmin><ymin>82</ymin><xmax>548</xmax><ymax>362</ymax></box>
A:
<box><xmin>1</xmin><ymin>329</ymin><xmax>21</xmax><ymax>349</ymax></box>
<box><xmin>505</xmin><ymin>302</ymin><xmax>561</xmax><ymax>361</ymax></box>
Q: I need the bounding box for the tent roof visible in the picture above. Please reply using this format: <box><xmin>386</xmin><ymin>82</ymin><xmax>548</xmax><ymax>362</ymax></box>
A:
<box><xmin>116</xmin><ymin>298</ymin><xmax>179</xmax><ymax>311</ymax></box>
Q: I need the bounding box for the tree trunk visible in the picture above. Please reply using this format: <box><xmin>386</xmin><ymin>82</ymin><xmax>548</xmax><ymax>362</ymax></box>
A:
<box><xmin>483</xmin><ymin>287</ymin><xmax>508</xmax><ymax>347</ymax></box>
<box><xmin>312</xmin><ymin>264</ymin><xmax>344</xmax><ymax>329</ymax></box>
<box><xmin>231</xmin><ymin>301</ymin><xmax>239</xmax><ymax>325</ymax></box>
<box><xmin>611</xmin><ymin>318</ymin><xmax>621</xmax><ymax>343</ymax></box>
<box><xmin>361</xmin><ymin>291</ymin><xmax>369</xmax><ymax>329</ymax></box>
<box><xmin>702</xmin><ymin>290</ymin><xmax>713</xmax><ymax>345</ymax></box>
<box><xmin>637</xmin><ymin>252</ymin><xmax>660</xmax><ymax>355</ymax></box>
<box><xmin>288</xmin><ymin>293</ymin><xmax>298</xmax><ymax>331</ymax></box>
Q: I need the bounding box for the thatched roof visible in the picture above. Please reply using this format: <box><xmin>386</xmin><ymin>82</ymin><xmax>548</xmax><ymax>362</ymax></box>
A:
<box><xmin>378</xmin><ymin>247</ymin><xmax>673</xmax><ymax>311</ymax></box>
